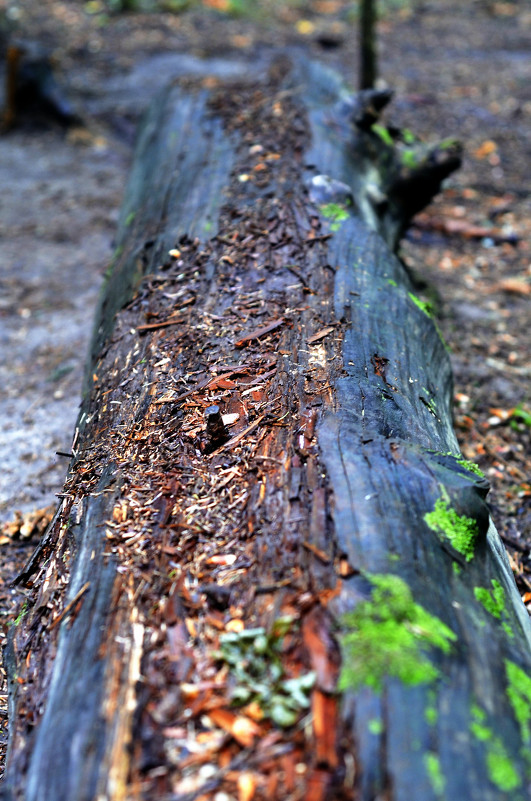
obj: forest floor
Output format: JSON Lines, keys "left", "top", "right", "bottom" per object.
{"left": 0, "top": 0, "right": 530, "bottom": 775}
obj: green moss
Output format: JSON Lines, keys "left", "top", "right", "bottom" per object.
{"left": 368, "top": 718, "right": 384, "bottom": 735}
{"left": 125, "top": 211, "right": 136, "bottom": 226}
{"left": 471, "top": 703, "right": 521, "bottom": 790}
{"left": 402, "top": 128, "right": 417, "bottom": 145}
{"left": 452, "top": 562, "right": 462, "bottom": 577}
{"left": 320, "top": 202, "right": 350, "bottom": 232}
{"left": 429, "top": 451, "right": 485, "bottom": 479}
{"left": 471, "top": 719, "right": 492, "bottom": 742}
{"left": 486, "top": 739, "right": 521, "bottom": 791}
{"left": 502, "top": 621, "right": 515, "bottom": 638}
{"left": 456, "top": 457, "right": 485, "bottom": 478}
{"left": 424, "top": 490, "right": 479, "bottom": 561}
{"left": 474, "top": 580, "right": 514, "bottom": 637}
{"left": 424, "top": 752, "right": 445, "bottom": 796}
{"left": 387, "top": 278, "right": 398, "bottom": 287}
{"left": 505, "top": 660, "right": 531, "bottom": 743}
{"left": 371, "top": 123, "right": 394, "bottom": 147}
{"left": 409, "top": 291, "right": 434, "bottom": 318}
{"left": 425, "top": 704, "right": 438, "bottom": 726}
{"left": 439, "top": 137, "right": 460, "bottom": 151}
{"left": 339, "top": 574, "right": 456, "bottom": 694}
{"left": 401, "top": 148, "right": 419, "bottom": 169}
{"left": 474, "top": 580, "right": 505, "bottom": 619}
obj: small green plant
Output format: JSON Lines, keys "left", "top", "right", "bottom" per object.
{"left": 339, "top": 574, "right": 456, "bottom": 693}
{"left": 214, "top": 619, "right": 315, "bottom": 728}
{"left": 511, "top": 404, "right": 531, "bottom": 432}
{"left": 13, "top": 600, "right": 28, "bottom": 626}
{"left": 424, "top": 489, "right": 479, "bottom": 562}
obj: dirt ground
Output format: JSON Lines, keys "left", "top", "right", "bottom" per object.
{"left": 0, "top": 0, "right": 530, "bottom": 772}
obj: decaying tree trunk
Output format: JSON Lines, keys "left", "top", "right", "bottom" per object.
{"left": 2, "top": 56, "right": 531, "bottom": 801}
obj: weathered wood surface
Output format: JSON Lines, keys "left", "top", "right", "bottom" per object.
{"left": 2, "top": 56, "right": 531, "bottom": 801}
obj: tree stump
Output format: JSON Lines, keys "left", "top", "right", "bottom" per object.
{"left": 3, "top": 55, "right": 531, "bottom": 801}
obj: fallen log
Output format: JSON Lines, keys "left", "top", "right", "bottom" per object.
{"left": 3, "top": 56, "right": 531, "bottom": 801}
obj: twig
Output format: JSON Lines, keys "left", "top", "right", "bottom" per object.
{"left": 49, "top": 582, "right": 91, "bottom": 631}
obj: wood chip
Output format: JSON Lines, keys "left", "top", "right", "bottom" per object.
{"left": 307, "top": 326, "right": 336, "bottom": 344}
{"left": 234, "top": 317, "right": 285, "bottom": 348}
{"left": 208, "top": 708, "right": 261, "bottom": 748}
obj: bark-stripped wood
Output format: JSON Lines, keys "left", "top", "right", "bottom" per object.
{"left": 2, "top": 57, "right": 531, "bottom": 801}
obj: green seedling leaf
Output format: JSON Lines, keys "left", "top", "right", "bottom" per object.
{"left": 270, "top": 701, "right": 299, "bottom": 728}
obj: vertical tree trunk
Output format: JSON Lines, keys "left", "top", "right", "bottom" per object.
{"left": 359, "top": 0, "right": 377, "bottom": 90}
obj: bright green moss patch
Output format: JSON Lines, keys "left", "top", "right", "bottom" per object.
{"left": 425, "top": 704, "right": 438, "bottom": 726}
{"left": 387, "top": 278, "right": 398, "bottom": 287}
{"left": 424, "top": 490, "right": 479, "bottom": 561}
{"left": 505, "top": 660, "right": 531, "bottom": 743}
{"left": 424, "top": 752, "right": 445, "bottom": 796}
{"left": 456, "top": 457, "right": 485, "bottom": 478}
{"left": 339, "top": 574, "right": 456, "bottom": 694}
